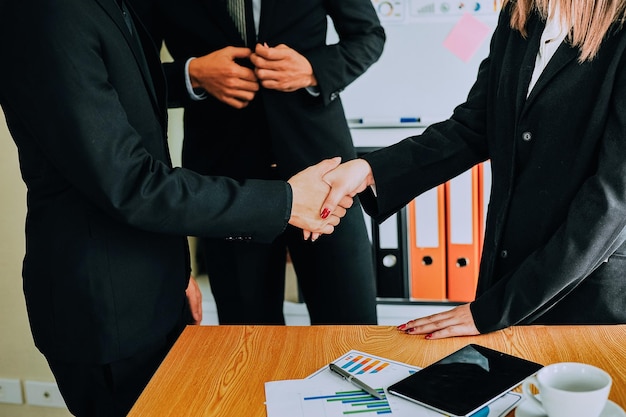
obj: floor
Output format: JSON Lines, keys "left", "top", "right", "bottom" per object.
{"left": 196, "top": 273, "right": 455, "bottom": 326}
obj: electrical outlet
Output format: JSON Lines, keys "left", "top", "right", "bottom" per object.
{"left": 24, "top": 380, "right": 66, "bottom": 408}
{"left": 0, "top": 378, "right": 23, "bottom": 404}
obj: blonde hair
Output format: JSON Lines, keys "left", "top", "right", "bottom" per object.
{"left": 502, "top": 0, "right": 626, "bottom": 61}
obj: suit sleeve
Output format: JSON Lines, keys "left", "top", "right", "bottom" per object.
{"left": 359, "top": 55, "right": 493, "bottom": 223}
{"left": 0, "top": 1, "right": 290, "bottom": 242}
{"left": 304, "top": 0, "right": 386, "bottom": 106}
{"left": 355, "top": 5, "right": 521, "bottom": 224}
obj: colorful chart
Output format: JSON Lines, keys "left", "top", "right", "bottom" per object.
{"left": 304, "top": 389, "right": 391, "bottom": 415}
{"left": 338, "top": 354, "right": 391, "bottom": 375}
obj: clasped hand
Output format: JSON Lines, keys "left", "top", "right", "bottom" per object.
{"left": 288, "top": 158, "right": 374, "bottom": 241}
{"left": 188, "top": 43, "right": 317, "bottom": 109}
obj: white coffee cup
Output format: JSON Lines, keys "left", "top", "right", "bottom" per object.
{"left": 521, "top": 362, "right": 612, "bottom": 417}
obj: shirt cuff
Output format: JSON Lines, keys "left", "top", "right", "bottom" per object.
{"left": 305, "top": 86, "right": 320, "bottom": 97}
{"left": 185, "top": 58, "right": 208, "bottom": 101}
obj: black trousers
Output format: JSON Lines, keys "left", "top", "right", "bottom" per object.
{"left": 46, "top": 319, "right": 186, "bottom": 416}
{"left": 202, "top": 200, "right": 378, "bottom": 325}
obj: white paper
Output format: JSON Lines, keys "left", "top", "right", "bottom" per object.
{"left": 264, "top": 350, "right": 522, "bottom": 417}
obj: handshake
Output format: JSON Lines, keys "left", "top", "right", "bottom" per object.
{"left": 287, "top": 157, "right": 375, "bottom": 241}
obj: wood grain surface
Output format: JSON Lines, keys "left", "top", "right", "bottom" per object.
{"left": 129, "top": 325, "right": 626, "bottom": 417}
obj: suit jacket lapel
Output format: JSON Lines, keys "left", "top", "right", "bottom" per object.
{"left": 131, "top": 6, "right": 168, "bottom": 119}
{"left": 94, "top": 0, "right": 163, "bottom": 117}
{"left": 518, "top": 13, "right": 578, "bottom": 114}
{"left": 257, "top": 0, "right": 276, "bottom": 42}
{"left": 515, "top": 14, "right": 543, "bottom": 117}
{"left": 525, "top": 42, "right": 578, "bottom": 105}
{"left": 203, "top": 0, "right": 247, "bottom": 46}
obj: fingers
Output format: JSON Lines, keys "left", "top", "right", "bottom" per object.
{"left": 397, "top": 304, "right": 479, "bottom": 339}
{"left": 226, "top": 45, "right": 254, "bottom": 60}
{"left": 320, "top": 186, "right": 349, "bottom": 220}
{"left": 188, "top": 47, "right": 260, "bottom": 108}
{"left": 250, "top": 43, "right": 315, "bottom": 92}
{"left": 335, "top": 205, "right": 348, "bottom": 218}
{"left": 338, "top": 195, "right": 354, "bottom": 210}
{"left": 252, "top": 42, "right": 288, "bottom": 61}
{"left": 320, "top": 159, "right": 373, "bottom": 219}
{"left": 317, "top": 156, "right": 343, "bottom": 173}
{"left": 287, "top": 157, "right": 344, "bottom": 235}
{"left": 185, "top": 276, "right": 203, "bottom": 325}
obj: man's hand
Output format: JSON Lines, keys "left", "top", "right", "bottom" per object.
{"left": 250, "top": 43, "right": 317, "bottom": 92}
{"left": 185, "top": 275, "right": 203, "bottom": 325}
{"left": 188, "top": 46, "right": 259, "bottom": 108}
{"left": 397, "top": 304, "right": 480, "bottom": 339}
{"left": 287, "top": 157, "right": 353, "bottom": 239}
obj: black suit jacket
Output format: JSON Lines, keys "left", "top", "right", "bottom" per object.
{"left": 361, "top": 4, "right": 626, "bottom": 332}
{"left": 0, "top": 0, "right": 292, "bottom": 363}
{"left": 134, "top": 0, "right": 385, "bottom": 179}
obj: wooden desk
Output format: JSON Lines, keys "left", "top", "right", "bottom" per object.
{"left": 129, "top": 325, "right": 626, "bottom": 417}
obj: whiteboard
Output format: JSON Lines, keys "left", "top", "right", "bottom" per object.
{"left": 328, "top": 0, "right": 500, "bottom": 131}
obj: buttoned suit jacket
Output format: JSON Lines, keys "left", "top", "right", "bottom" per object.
{"left": 360, "top": 4, "right": 626, "bottom": 332}
{"left": 0, "top": 0, "right": 291, "bottom": 364}
{"left": 134, "top": 0, "right": 385, "bottom": 180}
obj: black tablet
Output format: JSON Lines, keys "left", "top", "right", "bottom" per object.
{"left": 387, "top": 344, "right": 543, "bottom": 417}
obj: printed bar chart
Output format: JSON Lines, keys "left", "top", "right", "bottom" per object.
{"left": 304, "top": 389, "right": 391, "bottom": 415}
{"left": 340, "top": 354, "right": 391, "bottom": 375}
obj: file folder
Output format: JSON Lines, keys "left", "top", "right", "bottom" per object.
{"left": 445, "top": 166, "right": 482, "bottom": 302}
{"left": 358, "top": 147, "right": 410, "bottom": 299}
{"left": 407, "top": 185, "right": 447, "bottom": 300}
{"left": 370, "top": 209, "right": 410, "bottom": 299}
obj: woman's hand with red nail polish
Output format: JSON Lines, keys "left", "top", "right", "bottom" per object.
{"left": 401, "top": 304, "right": 479, "bottom": 339}
{"left": 288, "top": 157, "right": 347, "bottom": 236}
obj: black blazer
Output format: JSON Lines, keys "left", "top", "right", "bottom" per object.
{"left": 0, "top": 0, "right": 291, "bottom": 363}
{"left": 361, "top": 4, "right": 626, "bottom": 332}
{"left": 133, "top": 0, "right": 385, "bottom": 179}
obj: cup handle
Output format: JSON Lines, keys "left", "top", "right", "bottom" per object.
{"left": 521, "top": 376, "right": 544, "bottom": 410}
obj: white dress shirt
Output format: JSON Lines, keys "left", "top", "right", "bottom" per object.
{"left": 528, "top": 3, "right": 569, "bottom": 96}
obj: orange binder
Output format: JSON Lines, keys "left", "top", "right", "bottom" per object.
{"left": 445, "top": 166, "right": 482, "bottom": 302}
{"left": 407, "top": 185, "right": 447, "bottom": 300}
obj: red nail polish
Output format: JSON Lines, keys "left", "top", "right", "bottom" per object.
{"left": 321, "top": 208, "right": 330, "bottom": 219}
{"left": 397, "top": 323, "right": 407, "bottom": 330}
{"left": 425, "top": 333, "right": 433, "bottom": 340}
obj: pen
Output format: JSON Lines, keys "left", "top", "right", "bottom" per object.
{"left": 328, "top": 363, "right": 384, "bottom": 400}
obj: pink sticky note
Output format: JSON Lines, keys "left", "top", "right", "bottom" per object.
{"left": 443, "top": 13, "right": 491, "bottom": 62}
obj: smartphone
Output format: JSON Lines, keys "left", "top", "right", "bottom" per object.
{"left": 387, "top": 344, "right": 543, "bottom": 417}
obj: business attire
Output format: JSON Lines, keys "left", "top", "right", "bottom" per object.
{"left": 359, "top": 3, "right": 626, "bottom": 333}
{"left": 0, "top": 0, "right": 292, "bottom": 414}
{"left": 135, "top": 0, "right": 385, "bottom": 324}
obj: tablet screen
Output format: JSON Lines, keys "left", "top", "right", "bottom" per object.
{"left": 387, "top": 344, "right": 543, "bottom": 417}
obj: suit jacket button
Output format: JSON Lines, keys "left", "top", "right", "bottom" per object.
{"left": 522, "top": 131, "right": 532, "bottom": 141}
{"left": 500, "top": 250, "right": 508, "bottom": 258}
